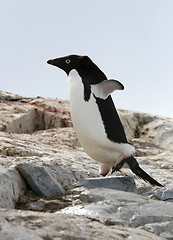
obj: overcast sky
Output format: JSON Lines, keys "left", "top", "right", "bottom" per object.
{"left": 1, "top": 0, "right": 173, "bottom": 118}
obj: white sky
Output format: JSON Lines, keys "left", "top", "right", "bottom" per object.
{"left": 1, "top": 0, "right": 173, "bottom": 118}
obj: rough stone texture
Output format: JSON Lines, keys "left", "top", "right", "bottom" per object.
{"left": 25, "top": 198, "right": 69, "bottom": 212}
{"left": 62, "top": 187, "right": 173, "bottom": 225}
{"left": 0, "top": 165, "right": 26, "bottom": 208}
{"left": 0, "top": 210, "right": 164, "bottom": 240}
{"left": 62, "top": 187, "right": 173, "bottom": 238}
{"left": 0, "top": 96, "right": 72, "bottom": 133}
{"left": 0, "top": 91, "right": 173, "bottom": 239}
{"left": 80, "top": 176, "right": 137, "bottom": 192}
{"left": 0, "top": 91, "right": 23, "bottom": 101}
{"left": 18, "top": 163, "right": 65, "bottom": 198}
{"left": 154, "top": 188, "right": 173, "bottom": 202}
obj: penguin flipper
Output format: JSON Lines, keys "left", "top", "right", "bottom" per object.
{"left": 112, "top": 156, "right": 163, "bottom": 187}
{"left": 91, "top": 79, "right": 124, "bottom": 100}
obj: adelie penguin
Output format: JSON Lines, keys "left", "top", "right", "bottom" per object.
{"left": 47, "top": 54, "right": 163, "bottom": 187}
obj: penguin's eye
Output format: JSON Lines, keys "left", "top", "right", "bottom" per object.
{"left": 65, "top": 59, "right": 70, "bottom": 64}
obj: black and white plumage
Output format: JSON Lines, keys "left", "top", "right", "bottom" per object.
{"left": 47, "top": 54, "right": 163, "bottom": 187}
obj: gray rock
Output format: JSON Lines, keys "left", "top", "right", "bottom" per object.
{"left": 0, "top": 209, "right": 165, "bottom": 240}
{"left": 0, "top": 165, "right": 26, "bottom": 208}
{"left": 155, "top": 188, "right": 173, "bottom": 202}
{"left": 0, "top": 226, "right": 43, "bottom": 240}
{"left": 141, "top": 221, "right": 173, "bottom": 240}
{"left": 133, "top": 112, "right": 155, "bottom": 125}
{"left": 45, "top": 164, "right": 79, "bottom": 188}
{"left": 160, "top": 232, "right": 173, "bottom": 240}
{"left": 62, "top": 187, "right": 173, "bottom": 237}
{"left": 161, "top": 188, "right": 173, "bottom": 202}
{"left": 80, "top": 176, "right": 137, "bottom": 192}
{"left": 17, "top": 163, "right": 65, "bottom": 198}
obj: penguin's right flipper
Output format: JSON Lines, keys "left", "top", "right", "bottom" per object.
{"left": 112, "top": 156, "right": 163, "bottom": 187}
{"left": 91, "top": 79, "right": 124, "bottom": 100}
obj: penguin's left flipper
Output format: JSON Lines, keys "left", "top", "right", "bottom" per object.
{"left": 112, "top": 156, "right": 163, "bottom": 187}
{"left": 91, "top": 79, "right": 124, "bottom": 100}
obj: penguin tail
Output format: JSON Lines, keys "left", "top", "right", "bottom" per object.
{"left": 112, "top": 156, "right": 163, "bottom": 187}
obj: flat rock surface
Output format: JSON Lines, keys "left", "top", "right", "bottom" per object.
{"left": 0, "top": 91, "right": 173, "bottom": 239}
{"left": 80, "top": 176, "right": 137, "bottom": 192}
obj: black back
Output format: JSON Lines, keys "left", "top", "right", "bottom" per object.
{"left": 95, "top": 96, "right": 128, "bottom": 143}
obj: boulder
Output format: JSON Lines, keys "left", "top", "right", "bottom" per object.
{"left": 0, "top": 165, "right": 26, "bottom": 208}
{"left": 18, "top": 163, "right": 65, "bottom": 198}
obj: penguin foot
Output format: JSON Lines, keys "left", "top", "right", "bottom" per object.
{"left": 100, "top": 170, "right": 109, "bottom": 177}
{"left": 111, "top": 159, "right": 126, "bottom": 174}
{"left": 111, "top": 155, "right": 127, "bottom": 174}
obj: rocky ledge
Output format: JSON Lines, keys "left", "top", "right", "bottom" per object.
{"left": 0, "top": 91, "right": 173, "bottom": 240}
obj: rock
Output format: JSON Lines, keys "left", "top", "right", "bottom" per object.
{"left": 80, "top": 176, "right": 137, "bottom": 192}
{"left": 133, "top": 112, "right": 155, "bottom": 125}
{"left": 0, "top": 96, "right": 72, "bottom": 134}
{"left": 141, "top": 221, "right": 173, "bottom": 240}
{"left": 161, "top": 188, "right": 173, "bottom": 202}
{"left": 0, "top": 91, "right": 23, "bottom": 101}
{"left": 6, "top": 109, "right": 40, "bottom": 134}
{"left": 140, "top": 117, "right": 173, "bottom": 151}
{"left": 45, "top": 164, "right": 82, "bottom": 188}
{"left": 27, "top": 198, "right": 69, "bottom": 212}
{"left": 154, "top": 188, "right": 173, "bottom": 202}
{"left": 0, "top": 165, "right": 26, "bottom": 208}
{"left": 160, "top": 232, "right": 173, "bottom": 240}
{"left": 1, "top": 91, "right": 173, "bottom": 239}
{"left": 0, "top": 220, "right": 43, "bottom": 240}
{"left": 0, "top": 209, "right": 165, "bottom": 240}
{"left": 17, "top": 163, "right": 65, "bottom": 198}
{"left": 62, "top": 187, "right": 173, "bottom": 238}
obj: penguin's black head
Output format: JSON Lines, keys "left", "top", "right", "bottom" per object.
{"left": 47, "top": 54, "right": 108, "bottom": 86}
{"left": 47, "top": 54, "right": 91, "bottom": 75}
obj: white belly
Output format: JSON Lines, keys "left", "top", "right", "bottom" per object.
{"left": 68, "top": 70, "right": 135, "bottom": 166}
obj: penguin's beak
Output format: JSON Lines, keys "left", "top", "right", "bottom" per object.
{"left": 47, "top": 57, "right": 67, "bottom": 73}
{"left": 47, "top": 59, "right": 55, "bottom": 65}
